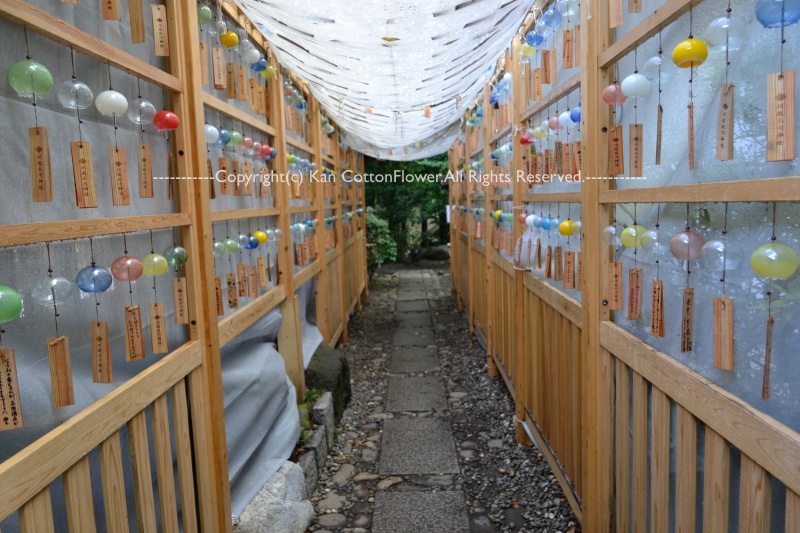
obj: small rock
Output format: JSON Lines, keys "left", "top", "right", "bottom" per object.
{"left": 332, "top": 464, "right": 354, "bottom": 485}
{"left": 352, "top": 472, "right": 379, "bottom": 482}
{"left": 317, "top": 491, "right": 347, "bottom": 511}
{"left": 361, "top": 449, "right": 378, "bottom": 462}
{"left": 487, "top": 439, "right": 504, "bottom": 448}
{"left": 316, "top": 513, "right": 347, "bottom": 528}
{"left": 376, "top": 477, "right": 403, "bottom": 490}
{"left": 450, "top": 392, "right": 468, "bottom": 399}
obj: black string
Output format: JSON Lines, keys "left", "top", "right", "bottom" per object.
{"left": 23, "top": 28, "right": 40, "bottom": 128}
{"left": 721, "top": 203, "right": 729, "bottom": 294}
{"left": 633, "top": 203, "right": 638, "bottom": 269}
{"left": 725, "top": 0, "right": 732, "bottom": 85}
{"left": 90, "top": 238, "right": 101, "bottom": 324}
{"left": 685, "top": 203, "right": 691, "bottom": 289}
{"left": 46, "top": 243, "right": 60, "bottom": 337}
{"left": 655, "top": 204, "right": 661, "bottom": 279}
{"left": 123, "top": 233, "right": 135, "bottom": 307}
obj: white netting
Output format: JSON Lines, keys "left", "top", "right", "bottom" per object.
{"left": 234, "top": 0, "right": 535, "bottom": 160}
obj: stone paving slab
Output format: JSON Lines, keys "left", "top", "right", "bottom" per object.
{"left": 397, "top": 289, "right": 428, "bottom": 301}
{"left": 397, "top": 300, "right": 429, "bottom": 312}
{"left": 372, "top": 491, "right": 470, "bottom": 533}
{"left": 386, "top": 375, "right": 447, "bottom": 411}
{"left": 380, "top": 418, "right": 460, "bottom": 475}
{"left": 396, "top": 312, "right": 432, "bottom": 328}
{"left": 390, "top": 346, "right": 439, "bottom": 373}
{"left": 393, "top": 327, "right": 435, "bottom": 346}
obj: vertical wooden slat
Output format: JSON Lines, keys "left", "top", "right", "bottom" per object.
{"left": 99, "top": 432, "right": 129, "bottom": 533}
{"left": 675, "top": 405, "right": 697, "bottom": 533}
{"left": 786, "top": 489, "right": 800, "bottom": 533}
{"left": 614, "top": 359, "right": 630, "bottom": 533}
{"left": 19, "top": 488, "right": 55, "bottom": 533}
{"left": 63, "top": 456, "right": 97, "bottom": 533}
{"left": 128, "top": 411, "right": 157, "bottom": 532}
{"left": 632, "top": 372, "right": 648, "bottom": 532}
{"left": 153, "top": 394, "right": 180, "bottom": 533}
{"left": 562, "top": 315, "right": 574, "bottom": 478}
{"left": 573, "top": 325, "right": 583, "bottom": 496}
{"left": 739, "top": 455, "right": 771, "bottom": 533}
{"left": 172, "top": 380, "right": 198, "bottom": 533}
{"left": 702, "top": 427, "right": 730, "bottom": 533}
{"left": 650, "top": 386, "right": 670, "bottom": 533}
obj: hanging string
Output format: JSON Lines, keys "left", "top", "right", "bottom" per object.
{"left": 724, "top": 0, "right": 732, "bottom": 85}
{"left": 685, "top": 203, "right": 692, "bottom": 290}
{"left": 688, "top": 7, "right": 695, "bottom": 111}
{"left": 137, "top": 78, "right": 146, "bottom": 145}
{"left": 149, "top": 230, "right": 158, "bottom": 301}
{"left": 780, "top": 0, "right": 786, "bottom": 76}
{"left": 655, "top": 204, "right": 661, "bottom": 280}
{"left": 721, "top": 203, "right": 729, "bottom": 295}
{"left": 70, "top": 49, "right": 84, "bottom": 143}
{"left": 768, "top": 202, "right": 778, "bottom": 317}
{"left": 657, "top": 31, "right": 663, "bottom": 108}
{"left": 633, "top": 46, "right": 639, "bottom": 125}
{"left": 566, "top": 202, "right": 571, "bottom": 248}
{"left": 90, "top": 237, "right": 101, "bottom": 324}
{"left": 227, "top": 221, "right": 234, "bottom": 273}
{"left": 633, "top": 203, "right": 638, "bottom": 269}
{"left": 123, "top": 233, "right": 134, "bottom": 307}
{"left": 24, "top": 28, "right": 40, "bottom": 128}
{"left": 46, "top": 243, "right": 60, "bottom": 338}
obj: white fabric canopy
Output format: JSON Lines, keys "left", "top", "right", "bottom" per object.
{"left": 234, "top": 0, "right": 535, "bottom": 160}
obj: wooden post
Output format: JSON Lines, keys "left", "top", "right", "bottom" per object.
{"left": 334, "top": 130, "right": 349, "bottom": 343}
{"left": 580, "top": 0, "right": 615, "bottom": 528}
{"left": 466, "top": 121, "right": 476, "bottom": 335}
{"left": 483, "top": 84, "right": 498, "bottom": 377}
{"left": 309, "top": 96, "right": 331, "bottom": 344}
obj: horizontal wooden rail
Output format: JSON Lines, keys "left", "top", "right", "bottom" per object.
{"left": 492, "top": 351, "right": 516, "bottom": 400}
{"left": 524, "top": 275, "right": 583, "bottom": 327}
{"left": 326, "top": 248, "right": 340, "bottom": 264}
{"left": 0, "top": 341, "right": 202, "bottom": 521}
{"left": 599, "top": 0, "right": 702, "bottom": 69}
{"left": 0, "top": 1, "right": 182, "bottom": 92}
{"left": 218, "top": 286, "right": 285, "bottom": 346}
{"left": 600, "top": 322, "right": 800, "bottom": 495}
{"left": 344, "top": 238, "right": 355, "bottom": 250}
{"left": 322, "top": 155, "right": 335, "bottom": 166}
{"left": 210, "top": 207, "right": 280, "bottom": 222}
{"left": 286, "top": 137, "right": 314, "bottom": 154}
{"left": 521, "top": 73, "right": 581, "bottom": 122}
{"left": 490, "top": 125, "right": 513, "bottom": 146}
{"left": 289, "top": 205, "right": 317, "bottom": 214}
{"left": 598, "top": 176, "right": 800, "bottom": 203}
{"left": 202, "top": 93, "right": 276, "bottom": 137}
{"left": 293, "top": 260, "right": 321, "bottom": 289}
{"left": 470, "top": 146, "right": 484, "bottom": 159}
{"left": 0, "top": 213, "right": 192, "bottom": 248}
{"left": 520, "top": 192, "right": 582, "bottom": 203}
{"left": 490, "top": 194, "right": 514, "bottom": 201}
{"left": 492, "top": 253, "right": 517, "bottom": 278}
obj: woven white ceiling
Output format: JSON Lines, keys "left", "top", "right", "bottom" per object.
{"left": 234, "top": 0, "right": 535, "bottom": 160}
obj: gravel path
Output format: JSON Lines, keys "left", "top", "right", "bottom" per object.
{"left": 308, "top": 261, "right": 578, "bottom": 533}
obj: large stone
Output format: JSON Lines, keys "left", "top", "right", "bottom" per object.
{"left": 397, "top": 300, "right": 429, "bottom": 313}
{"left": 386, "top": 376, "right": 447, "bottom": 412}
{"left": 305, "top": 345, "right": 351, "bottom": 423}
{"left": 306, "top": 427, "right": 328, "bottom": 470}
{"left": 380, "top": 418, "right": 460, "bottom": 475}
{"left": 312, "top": 392, "right": 335, "bottom": 448}
{"left": 332, "top": 463, "right": 354, "bottom": 485}
{"left": 235, "top": 461, "right": 315, "bottom": 533}
{"left": 393, "top": 328, "right": 435, "bottom": 347}
{"left": 390, "top": 346, "right": 439, "bottom": 373}
{"left": 297, "top": 451, "right": 318, "bottom": 494}
{"left": 372, "top": 491, "right": 469, "bottom": 533}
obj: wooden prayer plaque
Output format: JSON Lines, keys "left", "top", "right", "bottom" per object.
{"left": 215, "top": 277, "right": 225, "bottom": 316}
{"left": 231, "top": 161, "right": 241, "bottom": 196}
{"left": 138, "top": 144, "right": 154, "bottom": 198}
{"left": 257, "top": 257, "right": 268, "bottom": 288}
{"left": 650, "top": 280, "right": 665, "bottom": 337}
{"left": 533, "top": 68, "right": 543, "bottom": 101}
{"left": 544, "top": 245, "right": 553, "bottom": 278}
{"left": 151, "top": 5, "right": 169, "bottom": 57}
{"left": 563, "top": 252, "right": 575, "bottom": 289}
{"left": 573, "top": 141, "right": 583, "bottom": 173}
{"left": 681, "top": 288, "right": 695, "bottom": 353}
{"left": 767, "top": 71, "right": 795, "bottom": 162}
{"left": 92, "top": 321, "right": 113, "bottom": 383}
{"left": 541, "top": 50, "right": 551, "bottom": 84}
{"left": 237, "top": 262, "right": 248, "bottom": 297}
{"left": 716, "top": 83, "right": 735, "bottom": 161}
{"left": 242, "top": 162, "right": 253, "bottom": 195}
{"left": 226, "top": 62, "right": 236, "bottom": 99}
{"left": 48, "top": 336, "right": 74, "bottom": 407}
{"left": 713, "top": 296, "right": 734, "bottom": 371}
{"left": 563, "top": 29, "right": 574, "bottom": 69}
{"left": 109, "top": 147, "right": 130, "bottom": 206}
{"left": 128, "top": 0, "right": 146, "bottom": 43}
{"left": 610, "top": 0, "right": 623, "bottom": 28}
{"left": 212, "top": 47, "right": 226, "bottom": 89}
{"left": 762, "top": 315, "right": 774, "bottom": 400}
{"left": 0, "top": 348, "right": 23, "bottom": 431}
{"left": 71, "top": 141, "right": 98, "bottom": 208}
{"left": 628, "top": 0, "right": 641, "bottom": 13}
{"left": 172, "top": 277, "right": 188, "bottom": 324}
{"left": 609, "top": 261, "right": 623, "bottom": 310}
{"left": 535, "top": 238, "right": 542, "bottom": 269}
{"left": 218, "top": 157, "right": 231, "bottom": 194}
{"left": 607, "top": 125, "right": 624, "bottom": 176}
{"left": 102, "top": 0, "right": 120, "bottom": 20}
{"left": 553, "top": 246, "right": 563, "bottom": 281}
{"left": 249, "top": 78, "right": 258, "bottom": 110}
{"left": 200, "top": 41, "right": 210, "bottom": 84}
{"left": 627, "top": 268, "right": 642, "bottom": 320}
{"left": 577, "top": 252, "right": 583, "bottom": 290}
{"left": 149, "top": 302, "right": 168, "bottom": 354}
{"left": 248, "top": 265, "right": 258, "bottom": 298}
{"left": 208, "top": 158, "right": 216, "bottom": 199}
{"left": 257, "top": 84, "right": 267, "bottom": 115}
{"left": 30, "top": 127, "right": 53, "bottom": 203}
{"left": 629, "top": 124, "right": 642, "bottom": 178}
{"left": 237, "top": 65, "right": 248, "bottom": 101}
{"left": 125, "top": 305, "right": 146, "bottom": 361}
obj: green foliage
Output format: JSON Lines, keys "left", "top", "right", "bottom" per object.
{"left": 305, "top": 387, "right": 325, "bottom": 404}
{"left": 366, "top": 207, "right": 397, "bottom": 272}
{"left": 365, "top": 154, "right": 450, "bottom": 259}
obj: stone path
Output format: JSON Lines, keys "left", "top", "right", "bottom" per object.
{"left": 308, "top": 264, "right": 577, "bottom": 533}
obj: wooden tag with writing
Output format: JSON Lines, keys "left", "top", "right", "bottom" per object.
{"left": 562, "top": 142, "right": 573, "bottom": 176}
{"left": 533, "top": 68, "right": 543, "bottom": 101}
{"left": 172, "top": 277, "right": 188, "bottom": 324}
{"left": 627, "top": 268, "right": 643, "bottom": 320}
{"left": 537, "top": 151, "right": 546, "bottom": 176}
{"left": 71, "top": 141, "right": 98, "bottom": 208}
{"left": 260, "top": 169, "right": 271, "bottom": 197}
{"left": 149, "top": 302, "right": 168, "bottom": 354}
{"left": 0, "top": 348, "right": 23, "bottom": 431}
{"left": 128, "top": 0, "right": 146, "bottom": 43}
{"left": 607, "top": 125, "right": 624, "bottom": 176}
{"left": 102, "top": 0, "right": 120, "bottom": 20}
{"left": 237, "top": 263, "right": 248, "bottom": 297}
{"left": 257, "top": 257, "right": 268, "bottom": 287}
{"left": 688, "top": 102, "right": 695, "bottom": 170}
{"left": 650, "top": 280, "right": 665, "bottom": 337}
{"left": 681, "top": 288, "right": 695, "bottom": 352}
{"left": 552, "top": 245, "right": 563, "bottom": 280}
{"left": 226, "top": 62, "right": 236, "bottom": 99}
{"left": 231, "top": 161, "right": 241, "bottom": 196}
{"left": 215, "top": 277, "right": 225, "bottom": 315}
{"left": 92, "top": 321, "right": 113, "bottom": 383}
{"left": 218, "top": 157, "right": 231, "bottom": 194}
{"left": 610, "top": 0, "right": 623, "bottom": 28}
{"left": 563, "top": 29, "right": 574, "bottom": 69}
{"left": 609, "top": 261, "right": 623, "bottom": 310}
{"left": 544, "top": 245, "right": 553, "bottom": 278}
{"left": 242, "top": 162, "right": 253, "bottom": 195}
{"left": 628, "top": 0, "right": 641, "bottom": 13}
{"left": 767, "top": 71, "right": 795, "bottom": 162}
{"left": 248, "top": 78, "right": 258, "bottom": 110}
{"left": 212, "top": 47, "right": 226, "bottom": 89}
{"left": 535, "top": 238, "right": 542, "bottom": 269}
{"left": 248, "top": 265, "right": 258, "bottom": 298}
{"left": 563, "top": 252, "right": 575, "bottom": 289}
{"left": 237, "top": 65, "right": 248, "bottom": 100}
{"left": 138, "top": 144, "right": 153, "bottom": 198}
{"left": 550, "top": 48, "right": 558, "bottom": 85}
{"left": 716, "top": 83, "right": 735, "bottom": 161}
{"left": 267, "top": 253, "right": 273, "bottom": 282}
{"left": 541, "top": 50, "right": 551, "bottom": 84}
{"left": 577, "top": 252, "right": 583, "bottom": 290}
{"left": 574, "top": 25, "right": 581, "bottom": 67}
{"left": 544, "top": 148, "right": 552, "bottom": 175}
{"left": 629, "top": 124, "right": 642, "bottom": 178}
{"left": 554, "top": 141, "right": 564, "bottom": 175}
{"left": 257, "top": 84, "right": 267, "bottom": 115}
{"left": 762, "top": 315, "right": 775, "bottom": 400}
{"left": 29, "top": 127, "right": 53, "bottom": 202}
{"left": 573, "top": 141, "right": 583, "bottom": 173}
{"left": 208, "top": 158, "right": 216, "bottom": 199}
{"left": 713, "top": 296, "right": 734, "bottom": 370}
{"left": 109, "top": 147, "right": 130, "bottom": 206}
{"left": 125, "top": 305, "right": 145, "bottom": 361}
{"left": 47, "top": 336, "right": 74, "bottom": 407}
{"left": 200, "top": 41, "right": 209, "bottom": 85}
{"left": 151, "top": 4, "right": 169, "bottom": 57}
{"left": 655, "top": 104, "right": 663, "bottom": 165}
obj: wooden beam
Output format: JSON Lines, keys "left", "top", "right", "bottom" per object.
{"left": 521, "top": 72, "right": 581, "bottom": 122}
{"left": 210, "top": 207, "right": 280, "bottom": 222}
{"left": 598, "top": 177, "right": 800, "bottom": 203}
{"left": 278, "top": 296, "right": 306, "bottom": 402}
{"left": 293, "top": 260, "right": 322, "bottom": 290}
{"left": 217, "top": 285, "right": 286, "bottom": 346}
{"left": 202, "top": 93, "right": 276, "bottom": 137}
{"left": 523, "top": 275, "right": 583, "bottom": 328}
{"left": 520, "top": 192, "right": 582, "bottom": 203}
{"left": 286, "top": 136, "right": 315, "bottom": 154}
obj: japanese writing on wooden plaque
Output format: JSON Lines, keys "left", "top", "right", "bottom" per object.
{"left": 237, "top": 262, "right": 248, "bottom": 297}
{"left": 149, "top": 302, "right": 168, "bottom": 354}
{"left": 564, "top": 252, "right": 575, "bottom": 289}
{"left": 215, "top": 277, "right": 225, "bottom": 315}
{"left": 716, "top": 83, "right": 735, "bottom": 161}
{"left": 71, "top": 142, "right": 97, "bottom": 208}
{"left": 29, "top": 127, "right": 53, "bottom": 203}
{"left": 92, "top": 321, "right": 113, "bottom": 383}
{"left": 650, "top": 280, "right": 664, "bottom": 337}
{"left": 767, "top": 71, "right": 796, "bottom": 162}
{"left": 627, "top": 268, "right": 642, "bottom": 320}
{"left": 609, "top": 261, "right": 623, "bottom": 310}
{"left": 172, "top": 277, "right": 188, "bottom": 324}
{"left": 0, "top": 348, "right": 23, "bottom": 431}
{"left": 151, "top": 5, "right": 169, "bottom": 57}
{"left": 681, "top": 288, "right": 695, "bottom": 352}
{"left": 109, "top": 147, "right": 130, "bottom": 206}
{"left": 102, "top": 0, "right": 120, "bottom": 20}
{"left": 212, "top": 47, "right": 226, "bottom": 89}
{"left": 48, "top": 336, "right": 74, "bottom": 407}
{"left": 138, "top": 144, "right": 154, "bottom": 198}
{"left": 125, "top": 305, "right": 145, "bottom": 361}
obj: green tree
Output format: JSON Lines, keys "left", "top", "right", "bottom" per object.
{"left": 365, "top": 154, "right": 450, "bottom": 260}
